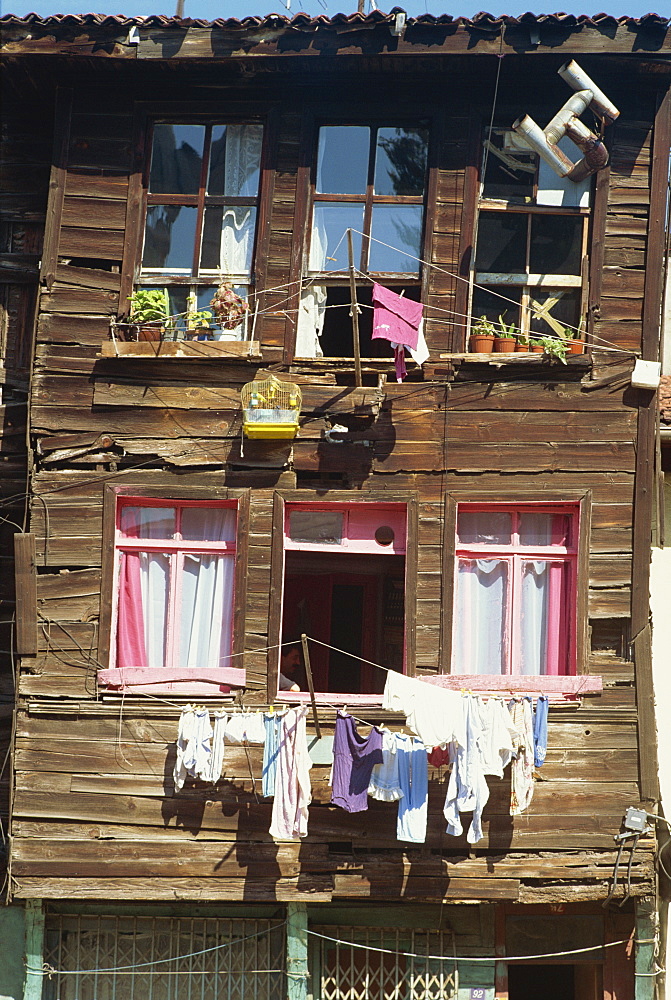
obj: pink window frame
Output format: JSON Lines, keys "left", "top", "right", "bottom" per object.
{"left": 274, "top": 498, "right": 411, "bottom": 705}
{"left": 453, "top": 502, "right": 579, "bottom": 677}
{"left": 100, "top": 495, "right": 244, "bottom": 694}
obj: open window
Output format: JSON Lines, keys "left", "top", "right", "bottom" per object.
{"left": 270, "top": 497, "right": 416, "bottom": 702}
{"left": 297, "top": 123, "right": 429, "bottom": 359}
{"left": 449, "top": 502, "right": 583, "bottom": 677}
{"left": 472, "top": 127, "right": 590, "bottom": 344}
{"left": 99, "top": 487, "right": 249, "bottom": 695}
{"left": 135, "top": 120, "right": 265, "bottom": 339}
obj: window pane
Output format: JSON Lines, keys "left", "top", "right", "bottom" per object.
{"left": 529, "top": 215, "right": 583, "bottom": 274}
{"left": 374, "top": 127, "right": 428, "bottom": 196}
{"left": 482, "top": 130, "right": 537, "bottom": 201}
{"left": 369, "top": 205, "right": 422, "bottom": 273}
{"left": 181, "top": 507, "right": 236, "bottom": 542}
{"left": 519, "top": 513, "right": 570, "bottom": 547}
{"left": 457, "top": 511, "right": 512, "bottom": 545}
{"left": 149, "top": 124, "right": 205, "bottom": 195}
{"left": 520, "top": 560, "right": 568, "bottom": 675}
{"left": 316, "top": 126, "right": 369, "bottom": 194}
{"left": 200, "top": 206, "right": 257, "bottom": 275}
{"left": 289, "top": 511, "right": 344, "bottom": 544}
{"left": 208, "top": 124, "right": 263, "bottom": 197}
{"left": 454, "top": 558, "right": 508, "bottom": 674}
{"left": 472, "top": 285, "right": 522, "bottom": 330}
{"left": 310, "top": 204, "right": 364, "bottom": 271}
{"left": 117, "top": 551, "right": 169, "bottom": 669}
{"left": 179, "top": 553, "right": 235, "bottom": 668}
{"left": 529, "top": 288, "right": 581, "bottom": 340}
{"left": 475, "top": 212, "right": 527, "bottom": 273}
{"left": 143, "top": 205, "right": 198, "bottom": 271}
{"left": 120, "top": 506, "right": 175, "bottom": 539}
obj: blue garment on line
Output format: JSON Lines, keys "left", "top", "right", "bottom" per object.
{"left": 533, "top": 695, "right": 549, "bottom": 767}
{"left": 395, "top": 734, "right": 429, "bottom": 844}
{"left": 262, "top": 713, "right": 282, "bottom": 798}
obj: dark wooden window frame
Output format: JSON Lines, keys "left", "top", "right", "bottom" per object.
{"left": 120, "top": 102, "right": 277, "bottom": 321}
{"left": 284, "top": 108, "right": 440, "bottom": 361}
{"left": 469, "top": 124, "right": 602, "bottom": 349}
{"left": 441, "top": 490, "right": 591, "bottom": 676}
{"left": 267, "top": 489, "right": 418, "bottom": 702}
{"left": 99, "top": 483, "right": 250, "bottom": 689}
{"left": 308, "top": 118, "right": 432, "bottom": 280}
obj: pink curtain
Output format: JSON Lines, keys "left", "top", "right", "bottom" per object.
{"left": 117, "top": 552, "right": 147, "bottom": 669}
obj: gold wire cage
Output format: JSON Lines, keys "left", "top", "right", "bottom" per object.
{"left": 241, "top": 374, "right": 302, "bottom": 440}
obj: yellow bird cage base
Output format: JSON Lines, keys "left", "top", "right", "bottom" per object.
{"left": 241, "top": 374, "right": 302, "bottom": 440}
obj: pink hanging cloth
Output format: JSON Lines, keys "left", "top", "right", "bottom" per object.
{"left": 371, "top": 283, "right": 424, "bottom": 382}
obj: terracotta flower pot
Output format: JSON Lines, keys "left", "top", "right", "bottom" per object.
{"left": 470, "top": 334, "right": 495, "bottom": 353}
{"left": 135, "top": 324, "right": 164, "bottom": 342}
{"left": 529, "top": 345, "right": 545, "bottom": 354}
{"left": 568, "top": 340, "right": 585, "bottom": 354}
{"left": 494, "top": 337, "right": 516, "bottom": 353}
{"left": 515, "top": 342, "right": 530, "bottom": 352}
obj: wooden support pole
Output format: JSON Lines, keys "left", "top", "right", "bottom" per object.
{"left": 300, "top": 634, "right": 322, "bottom": 739}
{"left": 23, "top": 899, "right": 45, "bottom": 1000}
{"left": 14, "top": 533, "right": 37, "bottom": 656}
{"left": 635, "top": 897, "right": 656, "bottom": 1000}
{"left": 286, "top": 902, "right": 309, "bottom": 1000}
{"left": 347, "top": 229, "right": 363, "bottom": 388}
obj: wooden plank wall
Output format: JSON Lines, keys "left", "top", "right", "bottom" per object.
{"left": 0, "top": 62, "right": 53, "bottom": 893}
{"left": 7, "top": 63, "right": 661, "bottom": 904}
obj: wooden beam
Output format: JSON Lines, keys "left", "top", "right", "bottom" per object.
{"left": 300, "top": 633, "right": 322, "bottom": 739}
{"left": 40, "top": 88, "right": 72, "bottom": 292}
{"left": 14, "top": 533, "right": 37, "bottom": 656}
{"left": 630, "top": 83, "right": 670, "bottom": 802}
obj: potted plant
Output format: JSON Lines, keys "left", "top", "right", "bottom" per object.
{"left": 186, "top": 308, "right": 215, "bottom": 341}
{"left": 494, "top": 313, "right": 518, "bottom": 354}
{"left": 515, "top": 333, "right": 530, "bottom": 352}
{"left": 210, "top": 281, "right": 249, "bottom": 340}
{"left": 126, "top": 288, "right": 171, "bottom": 342}
{"left": 567, "top": 318, "right": 586, "bottom": 354}
{"left": 531, "top": 335, "right": 569, "bottom": 364}
{"left": 469, "top": 316, "right": 496, "bottom": 353}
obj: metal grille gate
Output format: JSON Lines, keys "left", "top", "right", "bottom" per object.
{"left": 312, "top": 925, "right": 458, "bottom": 1000}
{"left": 43, "top": 915, "right": 286, "bottom": 1000}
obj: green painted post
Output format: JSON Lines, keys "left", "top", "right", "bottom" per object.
{"left": 286, "top": 902, "right": 309, "bottom": 1000}
{"left": 634, "top": 896, "right": 656, "bottom": 1000}
{"left": 0, "top": 905, "right": 27, "bottom": 1000}
{"left": 23, "top": 900, "right": 45, "bottom": 1000}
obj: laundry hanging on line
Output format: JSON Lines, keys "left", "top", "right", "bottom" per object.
{"left": 371, "top": 283, "right": 428, "bottom": 382}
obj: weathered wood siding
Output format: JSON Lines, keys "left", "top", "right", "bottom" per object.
{"left": 4, "top": 54, "right": 666, "bottom": 905}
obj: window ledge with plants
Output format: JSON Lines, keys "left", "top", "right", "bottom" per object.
{"left": 103, "top": 283, "right": 261, "bottom": 360}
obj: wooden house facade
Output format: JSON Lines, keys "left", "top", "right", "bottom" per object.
{"left": 1, "top": 10, "right": 670, "bottom": 999}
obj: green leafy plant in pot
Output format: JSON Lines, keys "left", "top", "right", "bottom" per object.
{"left": 186, "top": 307, "right": 214, "bottom": 341}
{"left": 494, "top": 313, "right": 519, "bottom": 354}
{"left": 469, "top": 316, "right": 497, "bottom": 353}
{"left": 127, "top": 289, "right": 170, "bottom": 342}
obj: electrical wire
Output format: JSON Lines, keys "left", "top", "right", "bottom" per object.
{"left": 347, "top": 228, "right": 633, "bottom": 353}
{"left": 306, "top": 927, "right": 639, "bottom": 963}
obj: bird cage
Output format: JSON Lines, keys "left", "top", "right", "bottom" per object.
{"left": 241, "top": 374, "right": 302, "bottom": 440}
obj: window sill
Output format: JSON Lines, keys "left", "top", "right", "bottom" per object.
{"left": 423, "top": 673, "right": 602, "bottom": 702}
{"left": 98, "top": 665, "right": 246, "bottom": 695}
{"left": 99, "top": 341, "right": 261, "bottom": 360}
{"left": 440, "top": 352, "right": 591, "bottom": 366}
{"left": 276, "top": 691, "right": 384, "bottom": 707}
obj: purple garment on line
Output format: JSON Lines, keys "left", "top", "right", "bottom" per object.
{"left": 331, "top": 712, "right": 384, "bottom": 813}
